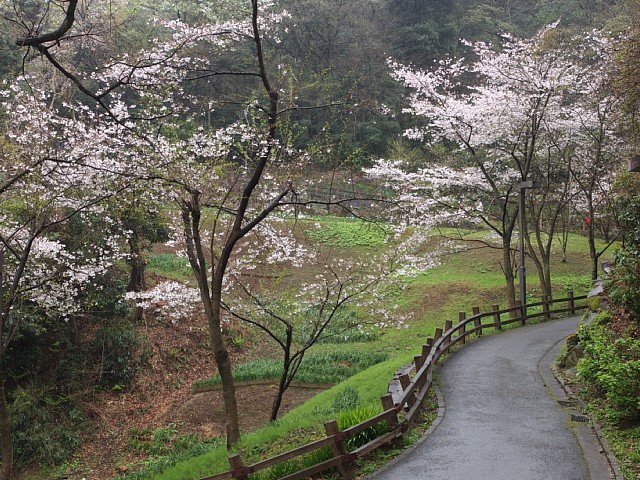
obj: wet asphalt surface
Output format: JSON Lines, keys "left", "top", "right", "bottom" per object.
{"left": 367, "top": 316, "right": 591, "bottom": 480}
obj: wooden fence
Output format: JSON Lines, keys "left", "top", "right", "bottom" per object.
{"left": 199, "top": 292, "right": 588, "bottom": 480}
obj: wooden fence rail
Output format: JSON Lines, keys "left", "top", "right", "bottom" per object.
{"left": 199, "top": 292, "right": 588, "bottom": 480}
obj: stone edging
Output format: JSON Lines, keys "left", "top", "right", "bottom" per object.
{"left": 551, "top": 367, "right": 624, "bottom": 480}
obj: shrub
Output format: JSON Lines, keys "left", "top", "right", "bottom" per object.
{"left": 607, "top": 252, "right": 640, "bottom": 322}
{"left": 9, "top": 385, "right": 84, "bottom": 467}
{"left": 609, "top": 193, "right": 640, "bottom": 321}
{"left": 577, "top": 322, "right": 640, "bottom": 422}
{"left": 91, "top": 318, "right": 146, "bottom": 390}
{"left": 83, "top": 273, "right": 131, "bottom": 320}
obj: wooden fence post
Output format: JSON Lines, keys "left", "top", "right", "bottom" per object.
{"left": 542, "top": 294, "right": 550, "bottom": 320}
{"left": 422, "top": 338, "right": 433, "bottom": 359}
{"left": 472, "top": 306, "right": 481, "bottom": 336}
{"left": 492, "top": 304, "right": 501, "bottom": 331}
{"left": 399, "top": 373, "right": 416, "bottom": 409}
{"left": 458, "top": 311, "right": 466, "bottom": 345}
{"left": 434, "top": 327, "right": 443, "bottom": 342}
{"left": 414, "top": 353, "right": 424, "bottom": 372}
{"left": 381, "top": 394, "right": 402, "bottom": 446}
{"left": 568, "top": 290, "right": 575, "bottom": 315}
{"left": 325, "top": 420, "right": 353, "bottom": 480}
{"left": 444, "top": 320, "right": 453, "bottom": 344}
{"left": 228, "top": 454, "right": 249, "bottom": 480}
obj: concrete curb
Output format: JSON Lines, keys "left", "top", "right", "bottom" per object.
{"left": 540, "top": 335, "right": 623, "bottom": 480}
{"left": 552, "top": 368, "right": 624, "bottom": 480}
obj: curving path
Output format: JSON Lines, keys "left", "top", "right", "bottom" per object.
{"left": 367, "top": 316, "right": 610, "bottom": 480}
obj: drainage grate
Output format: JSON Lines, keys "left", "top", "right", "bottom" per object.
{"left": 571, "top": 413, "right": 590, "bottom": 423}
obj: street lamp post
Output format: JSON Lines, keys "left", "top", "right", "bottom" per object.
{"left": 518, "top": 180, "right": 537, "bottom": 317}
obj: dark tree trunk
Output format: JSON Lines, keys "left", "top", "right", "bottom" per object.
{"left": 127, "top": 231, "right": 146, "bottom": 322}
{"left": 209, "top": 300, "right": 240, "bottom": 447}
{"left": 0, "top": 365, "right": 12, "bottom": 480}
{"left": 587, "top": 218, "right": 599, "bottom": 281}
{"left": 271, "top": 369, "right": 288, "bottom": 422}
{"left": 502, "top": 235, "right": 518, "bottom": 316}
{"left": 270, "top": 341, "right": 299, "bottom": 421}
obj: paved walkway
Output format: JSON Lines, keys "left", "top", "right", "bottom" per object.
{"left": 367, "top": 316, "right": 611, "bottom": 480}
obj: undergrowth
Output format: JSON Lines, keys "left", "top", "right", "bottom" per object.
{"left": 304, "top": 217, "right": 390, "bottom": 248}
{"left": 193, "top": 351, "right": 389, "bottom": 388}
{"left": 146, "top": 254, "right": 193, "bottom": 281}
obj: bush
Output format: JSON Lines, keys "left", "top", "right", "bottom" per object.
{"left": 83, "top": 273, "right": 131, "bottom": 320}
{"left": 607, "top": 252, "right": 640, "bottom": 322}
{"left": 9, "top": 385, "right": 84, "bottom": 467}
{"left": 577, "top": 322, "right": 640, "bottom": 423}
{"left": 91, "top": 318, "right": 146, "bottom": 390}
{"left": 609, "top": 193, "right": 640, "bottom": 321}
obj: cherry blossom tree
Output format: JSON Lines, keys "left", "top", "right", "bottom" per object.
{"left": 7, "top": 0, "right": 393, "bottom": 449}
{"left": 6, "top": 0, "right": 296, "bottom": 448}
{"left": 567, "top": 94, "right": 628, "bottom": 280}
{"left": 5, "top": 0, "right": 440, "bottom": 456}
{"left": 220, "top": 221, "right": 414, "bottom": 421}
{"left": 371, "top": 23, "right": 624, "bottom": 303}
{"left": 0, "top": 78, "right": 137, "bottom": 479}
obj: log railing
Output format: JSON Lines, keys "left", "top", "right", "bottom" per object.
{"left": 198, "top": 292, "right": 588, "bottom": 480}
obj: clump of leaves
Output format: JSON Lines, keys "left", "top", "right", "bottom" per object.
{"left": 332, "top": 387, "right": 361, "bottom": 412}
{"left": 609, "top": 193, "right": 640, "bottom": 321}
{"left": 91, "top": 318, "right": 147, "bottom": 390}
{"left": 127, "top": 425, "right": 205, "bottom": 457}
{"left": 9, "top": 385, "right": 84, "bottom": 467}
{"left": 305, "top": 218, "right": 390, "bottom": 248}
{"left": 147, "top": 253, "right": 193, "bottom": 281}
{"left": 607, "top": 252, "right": 640, "bottom": 322}
{"left": 577, "top": 317, "right": 640, "bottom": 423}
{"left": 337, "top": 404, "right": 388, "bottom": 451}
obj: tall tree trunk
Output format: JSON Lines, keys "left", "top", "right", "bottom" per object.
{"left": 271, "top": 367, "right": 289, "bottom": 422}
{"left": 184, "top": 199, "right": 241, "bottom": 448}
{"left": 502, "top": 239, "right": 517, "bottom": 315}
{"left": 270, "top": 340, "right": 298, "bottom": 421}
{"left": 544, "top": 264, "right": 552, "bottom": 299}
{"left": 209, "top": 296, "right": 240, "bottom": 447}
{"left": 0, "top": 365, "right": 12, "bottom": 480}
{"left": 0, "top": 253, "right": 10, "bottom": 480}
{"left": 587, "top": 220, "right": 599, "bottom": 281}
{"left": 127, "top": 231, "right": 146, "bottom": 321}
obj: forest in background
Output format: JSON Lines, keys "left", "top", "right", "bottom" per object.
{"left": 0, "top": 0, "right": 628, "bottom": 162}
